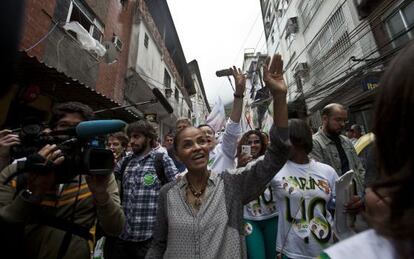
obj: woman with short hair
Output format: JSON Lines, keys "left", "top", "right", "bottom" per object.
{"left": 145, "top": 55, "right": 290, "bottom": 259}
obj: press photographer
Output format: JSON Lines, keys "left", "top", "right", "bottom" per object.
{"left": 0, "top": 102, "right": 125, "bottom": 259}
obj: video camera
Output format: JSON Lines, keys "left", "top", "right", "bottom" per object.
{"left": 11, "top": 118, "right": 126, "bottom": 183}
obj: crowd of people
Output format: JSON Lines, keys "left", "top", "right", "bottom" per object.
{"left": 0, "top": 42, "right": 413, "bottom": 259}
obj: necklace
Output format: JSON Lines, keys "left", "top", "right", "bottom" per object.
{"left": 187, "top": 182, "right": 206, "bottom": 209}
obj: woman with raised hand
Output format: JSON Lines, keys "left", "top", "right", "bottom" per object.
{"left": 319, "top": 42, "right": 414, "bottom": 259}
{"left": 145, "top": 55, "right": 290, "bottom": 259}
{"left": 237, "top": 130, "right": 279, "bottom": 259}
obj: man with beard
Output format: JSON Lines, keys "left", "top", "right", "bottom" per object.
{"left": 312, "top": 104, "right": 365, "bottom": 179}
{"left": 311, "top": 103, "right": 366, "bottom": 230}
{"left": 104, "top": 120, "right": 177, "bottom": 259}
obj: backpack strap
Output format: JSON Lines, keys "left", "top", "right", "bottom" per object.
{"left": 154, "top": 153, "right": 167, "bottom": 185}
{"left": 117, "top": 156, "right": 134, "bottom": 202}
{"left": 117, "top": 156, "right": 134, "bottom": 181}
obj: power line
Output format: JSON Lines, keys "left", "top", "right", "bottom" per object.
{"left": 278, "top": 0, "right": 397, "bottom": 75}
{"left": 249, "top": 20, "right": 411, "bottom": 113}
{"left": 303, "top": 0, "right": 398, "bottom": 84}
{"left": 231, "top": 12, "right": 262, "bottom": 64}
{"left": 305, "top": 9, "right": 412, "bottom": 100}
{"left": 253, "top": 31, "right": 265, "bottom": 54}
{"left": 277, "top": 0, "right": 399, "bottom": 105}
{"left": 281, "top": 0, "right": 350, "bottom": 72}
{"left": 305, "top": 33, "right": 408, "bottom": 103}
{"left": 25, "top": 22, "right": 59, "bottom": 52}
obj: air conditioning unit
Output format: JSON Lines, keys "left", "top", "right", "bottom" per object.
{"left": 265, "top": 21, "right": 271, "bottom": 29}
{"left": 286, "top": 17, "right": 299, "bottom": 36}
{"left": 295, "top": 62, "right": 309, "bottom": 78}
{"left": 276, "top": 9, "right": 283, "bottom": 17}
{"left": 112, "top": 35, "right": 123, "bottom": 51}
{"left": 295, "top": 62, "right": 309, "bottom": 73}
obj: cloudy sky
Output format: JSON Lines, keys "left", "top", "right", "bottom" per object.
{"left": 167, "top": 0, "right": 266, "bottom": 106}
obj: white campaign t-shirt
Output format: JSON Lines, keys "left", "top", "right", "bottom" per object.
{"left": 323, "top": 229, "right": 395, "bottom": 259}
{"left": 274, "top": 160, "right": 338, "bottom": 259}
{"left": 244, "top": 178, "right": 278, "bottom": 220}
{"left": 208, "top": 119, "right": 241, "bottom": 174}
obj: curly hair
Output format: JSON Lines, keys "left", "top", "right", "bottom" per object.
{"left": 236, "top": 130, "right": 267, "bottom": 159}
{"left": 49, "top": 102, "right": 94, "bottom": 129}
{"left": 126, "top": 120, "right": 158, "bottom": 146}
{"left": 108, "top": 132, "right": 129, "bottom": 148}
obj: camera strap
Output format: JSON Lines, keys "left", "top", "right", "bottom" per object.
{"left": 38, "top": 215, "right": 93, "bottom": 241}
{"left": 154, "top": 153, "right": 167, "bottom": 185}
{"left": 11, "top": 174, "right": 94, "bottom": 258}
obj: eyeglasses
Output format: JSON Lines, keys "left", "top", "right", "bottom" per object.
{"left": 247, "top": 140, "right": 261, "bottom": 145}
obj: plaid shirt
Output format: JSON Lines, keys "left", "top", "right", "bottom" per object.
{"left": 115, "top": 149, "right": 178, "bottom": 241}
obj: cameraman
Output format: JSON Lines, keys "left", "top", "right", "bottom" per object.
{"left": 0, "top": 102, "right": 125, "bottom": 259}
{"left": 0, "top": 129, "right": 20, "bottom": 171}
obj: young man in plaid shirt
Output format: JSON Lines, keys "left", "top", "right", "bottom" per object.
{"left": 105, "top": 120, "right": 178, "bottom": 259}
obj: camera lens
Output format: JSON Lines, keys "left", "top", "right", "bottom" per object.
{"left": 22, "top": 124, "right": 42, "bottom": 135}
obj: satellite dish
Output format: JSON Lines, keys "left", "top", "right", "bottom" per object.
{"left": 102, "top": 41, "right": 118, "bottom": 64}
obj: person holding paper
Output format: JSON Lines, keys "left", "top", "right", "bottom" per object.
{"left": 319, "top": 40, "right": 414, "bottom": 259}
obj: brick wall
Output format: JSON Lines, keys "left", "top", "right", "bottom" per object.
{"left": 95, "top": 0, "right": 135, "bottom": 103}
{"left": 85, "top": 0, "right": 109, "bottom": 22}
{"left": 20, "top": 0, "right": 159, "bottom": 106}
{"left": 19, "top": 0, "right": 57, "bottom": 58}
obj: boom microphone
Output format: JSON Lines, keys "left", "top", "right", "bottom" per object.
{"left": 152, "top": 88, "right": 174, "bottom": 114}
{"left": 215, "top": 68, "right": 233, "bottom": 77}
{"left": 51, "top": 120, "right": 127, "bottom": 138}
{"left": 76, "top": 120, "right": 127, "bottom": 137}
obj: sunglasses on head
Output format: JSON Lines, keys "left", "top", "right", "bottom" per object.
{"left": 247, "top": 140, "right": 261, "bottom": 145}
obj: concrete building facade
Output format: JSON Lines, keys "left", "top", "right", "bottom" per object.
{"left": 259, "top": 0, "right": 388, "bottom": 131}
{"left": 2, "top": 0, "right": 210, "bottom": 138}
{"left": 188, "top": 60, "right": 211, "bottom": 126}
{"left": 125, "top": 0, "right": 205, "bottom": 136}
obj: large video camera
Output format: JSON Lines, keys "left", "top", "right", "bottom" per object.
{"left": 11, "top": 118, "right": 126, "bottom": 183}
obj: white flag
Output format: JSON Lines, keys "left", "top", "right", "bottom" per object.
{"left": 262, "top": 109, "right": 274, "bottom": 134}
{"left": 206, "top": 96, "right": 226, "bottom": 132}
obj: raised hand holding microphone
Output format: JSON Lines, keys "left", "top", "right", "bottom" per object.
{"left": 231, "top": 66, "right": 246, "bottom": 97}
{"left": 229, "top": 66, "right": 246, "bottom": 124}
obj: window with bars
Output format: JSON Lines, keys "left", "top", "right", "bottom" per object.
{"left": 144, "top": 33, "right": 149, "bottom": 48}
{"left": 384, "top": 1, "right": 414, "bottom": 49}
{"left": 264, "top": 3, "right": 275, "bottom": 37}
{"left": 164, "top": 69, "right": 171, "bottom": 88}
{"left": 307, "top": 7, "right": 351, "bottom": 80}
{"left": 297, "top": 0, "right": 324, "bottom": 31}
{"left": 286, "top": 33, "right": 295, "bottom": 48}
{"left": 308, "top": 7, "right": 349, "bottom": 64}
{"left": 175, "top": 87, "right": 179, "bottom": 102}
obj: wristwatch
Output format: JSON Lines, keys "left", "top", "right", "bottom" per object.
{"left": 21, "top": 189, "right": 43, "bottom": 203}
